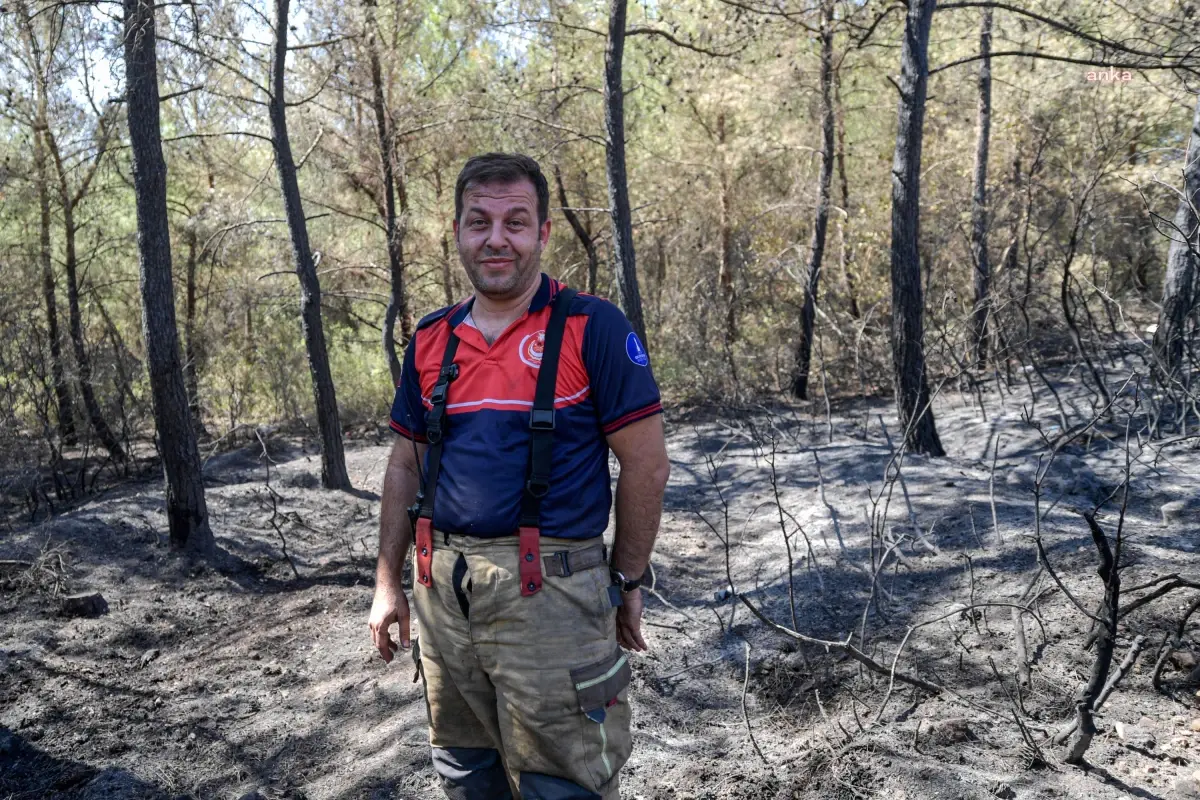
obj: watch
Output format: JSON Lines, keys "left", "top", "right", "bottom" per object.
{"left": 609, "top": 567, "right": 645, "bottom": 593}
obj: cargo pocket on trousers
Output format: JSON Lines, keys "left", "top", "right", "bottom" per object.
{"left": 570, "top": 648, "right": 633, "bottom": 789}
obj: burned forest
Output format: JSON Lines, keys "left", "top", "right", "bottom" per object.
{"left": 2, "top": 0, "right": 1200, "bottom": 797}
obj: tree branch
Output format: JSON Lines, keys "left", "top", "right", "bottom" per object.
{"left": 937, "top": 2, "right": 1193, "bottom": 62}
{"left": 626, "top": 26, "right": 739, "bottom": 58}
{"left": 932, "top": 50, "right": 1199, "bottom": 75}
{"left": 288, "top": 32, "right": 361, "bottom": 51}
{"left": 159, "top": 84, "right": 205, "bottom": 102}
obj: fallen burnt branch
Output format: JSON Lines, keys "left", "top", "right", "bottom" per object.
{"left": 738, "top": 586, "right": 1052, "bottom": 704}
{"left": 735, "top": 591, "right": 943, "bottom": 695}
{"left": 5, "top": 538, "right": 70, "bottom": 598}
{"left": 873, "top": 599, "right": 1049, "bottom": 723}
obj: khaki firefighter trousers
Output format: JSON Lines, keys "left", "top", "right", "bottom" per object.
{"left": 412, "top": 532, "right": 632, "bottom": 800}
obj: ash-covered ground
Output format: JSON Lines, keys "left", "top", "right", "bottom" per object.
{"left": 3, "top": 371, "right": 1199, "bottom": 800}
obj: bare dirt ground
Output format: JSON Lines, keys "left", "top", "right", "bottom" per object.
{"left": 3, "top": 369, "right": 1199, "bottom": 800}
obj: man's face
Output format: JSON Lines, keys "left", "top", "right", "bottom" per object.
{"left": 454, "top": 178, "right": 551, "bottom": 301}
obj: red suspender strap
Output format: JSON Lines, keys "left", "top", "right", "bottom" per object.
{"left": 411, "top": 324, "right": 462, "bottom": 591}
{"left": 516, "top": 287, "right": 577, "bottom": 598}
{"left": 518, "top": 526, "right": 542, "bottom": 596}
{"left": 415, "top": 517, "right": 434, "bottom": 588}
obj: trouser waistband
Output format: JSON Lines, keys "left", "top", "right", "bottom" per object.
{"left": 435, "top": 530, "right": 607, "bottom": 578}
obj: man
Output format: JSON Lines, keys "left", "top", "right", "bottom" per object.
{"left": 368, "top": 153, "right": 670, "bottom": 800}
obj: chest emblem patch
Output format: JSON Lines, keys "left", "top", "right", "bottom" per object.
{"left": 519, "top": 330, "right": 545, "bottom": 368}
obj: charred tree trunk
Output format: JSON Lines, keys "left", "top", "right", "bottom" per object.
{"left": 834, "top": 62, "right": 859, "bottom": 321}
{"left": 269, "top": 0, "right": 351, "bottom": 491}
{"left": 122, "top": 0, "right": 216, "bottom": 554}
{"left": 792, "top": 0, "right": 835, "bottom": 400}
{"left": 969, "top": 8, "right": 993, "bottom": 369}
{"left": 889, "top": 0, "right": 944, "bottom": 456}
{"left": 604, "top": 0, "right": 648, "bottom": 345}
{"left": 555, "top": 165, "right": 600, "bottom": 296}
{"left": 366, "top": 0, "right": 411, "bottom": 386}
{"left": 1153, "top": 93, "right": 1200, "bottom": 379}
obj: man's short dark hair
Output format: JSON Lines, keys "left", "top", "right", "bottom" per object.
{"left": 455, "top": 153, "right": 551, "bottom": 226}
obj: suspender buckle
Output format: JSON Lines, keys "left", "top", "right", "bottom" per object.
{"left": 415, "top": 517, "right": 434, "bottom": 589}
{"left": 425, "top": 420, "right": 443, "bottom": 444}
{"left": 518, "top": 526, "right": 543, "bottom": 596}
{"left": 430, "top": 382, "right": 449, "bottom": 406}
{"left": 525, "top": 478, "right": 550, "bottom": 499}
{"left": 556, "top": 550, "right": 573, "bottom": 578}
{"left": 529, "top": 409, "right": 556, "bottom": 431}
{"left": 430, "top": 365, "right": 457, "bottom": 405}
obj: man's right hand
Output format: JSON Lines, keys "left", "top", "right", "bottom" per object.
{"left": 369, "top": 585, "right": 411, "bottom": 663}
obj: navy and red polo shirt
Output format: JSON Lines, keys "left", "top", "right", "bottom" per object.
{"left": 389, "top": 273, "right": 663, "bottom": 540}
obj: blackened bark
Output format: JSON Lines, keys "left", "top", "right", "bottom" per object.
{"left": 604, "top": 0, "right": 648, "bottom": 345}
{"left": 555, "top": 165, "right": 599, "bottom": 296}
{"left": 1153, "top": 93, "right": 1200, "bottom": 379}
{"left": 269, "top": 0, "right": 351, "bottom": 491}
{"left": 969, "top": 8, "right": 993, "bottom": 368}
{"left": 889, "top": 0, "right": 945, "bottom": 456}
{"left": 792, "top": 0, "right": 835, "bottom": 400}
{"left": 365, "top": 0, "right": 411, "bottom": 386}
{"left": 122, "top": 0, "right": 216, "bottom": 554}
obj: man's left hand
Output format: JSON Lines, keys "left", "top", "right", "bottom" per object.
{"left": 616, "top": 588, "right": 647, "bottom": 652}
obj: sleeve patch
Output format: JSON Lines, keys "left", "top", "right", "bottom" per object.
{"left": 625, "top": 332, "right": 649, "bottom": 366}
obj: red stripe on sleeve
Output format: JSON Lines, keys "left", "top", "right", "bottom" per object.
{"left": 602, "top": 402, "right": 663, "bottom": 435}
{"left": 389, "top": 419, "right": 427, "bottom": 442}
